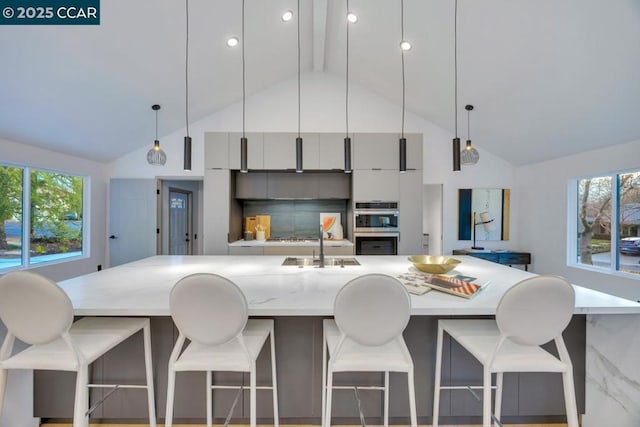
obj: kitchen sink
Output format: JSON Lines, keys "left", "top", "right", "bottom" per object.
{"left": 281, "top": 257, "right": 360, "bottom": 267}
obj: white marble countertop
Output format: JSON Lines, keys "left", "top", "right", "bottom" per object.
{"left": 228, "top": 239, "right": 353, "bottom": 247}
{"left": 58, "top": 255, "right": 640, "bottom": 316}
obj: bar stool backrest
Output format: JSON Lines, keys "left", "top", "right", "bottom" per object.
{"left": 170, "top": 273, "right": 248, "bottom": 346}
{"left": 496, "top": 275, "right": 575, "bottom": 346}
{"left": 0, "top": 271, "right": 73, "bottom": 345}
{"left": 334, "top": 274, "right": 411, "bottom": 346}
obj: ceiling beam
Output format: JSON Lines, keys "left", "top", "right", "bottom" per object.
{"left": 312, "top": 0, "right": 328, "bottom": 72}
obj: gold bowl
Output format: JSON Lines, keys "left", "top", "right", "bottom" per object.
{"left": 408, "top": 255, "right": 461, "bottom": 274}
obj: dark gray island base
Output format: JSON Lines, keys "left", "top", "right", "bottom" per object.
{"left": 36, "top": 315, "right": 585, "bottom": 425}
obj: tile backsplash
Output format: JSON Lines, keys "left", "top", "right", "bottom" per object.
{"left": 243, "top": 200, "right": 347, "bottom": 238}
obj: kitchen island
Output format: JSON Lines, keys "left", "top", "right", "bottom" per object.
{"left": 24, "top": 256, "right": 640, "bottom": 425}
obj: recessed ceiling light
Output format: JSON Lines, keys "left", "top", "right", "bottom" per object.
{"left": 226, "top": 37, "right": 239, "bottom": 48}
{"left": 400, "top": 40, "right": 412, "bottom": 51}
{"left": 347, "top": 12, "right": 358, "bottom": 23}
{"left": 282, "top": 10, "right": 293, "bottom": 22}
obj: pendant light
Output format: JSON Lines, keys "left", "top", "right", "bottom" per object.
{"left": 295, "top": 0, "right": 303, "bottom": 173}
{"left": 399, "top": 0, "right": 407, "bottom": 173}
{"left": 183, "top": 0, "right": 192, "bottom": 171}
{"left": 240, "top": 0, "right": 248, "bottom": 173}
{"left": 343, "top": 0, "right": 352, "bottom": 174}
{"left": 461, "top": 104, "right": 480, "bottom": 165}
{"left": 452, "top": 0, "right": 461, "bottom": 171}
{"left": 147, "top": 104, "right": 166, "bottom": 166}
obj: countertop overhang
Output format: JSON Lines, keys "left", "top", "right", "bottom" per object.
{"left": 58, "top": 255, "right": 640, "bottom": 317}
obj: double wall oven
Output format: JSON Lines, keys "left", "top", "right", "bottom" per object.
{"left": 353, "top": 201, "right": 399, "bottom": 255}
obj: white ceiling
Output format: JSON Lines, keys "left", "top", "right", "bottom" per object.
{"left": 0, "top": 0, "right": 639, "bottom": 165}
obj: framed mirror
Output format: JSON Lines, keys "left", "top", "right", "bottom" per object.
{"left": 458, "top": 188, "right": 510, "bottom": 241}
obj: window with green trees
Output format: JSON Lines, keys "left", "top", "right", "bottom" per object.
{"left": 0, "top": 163, "right": 85, "bottom": 271}
{"left": 575, "top": 170, "right": 640, "bottom": 275}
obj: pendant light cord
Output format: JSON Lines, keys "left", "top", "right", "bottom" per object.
{"left": 185, "top": 0, "right": 190, "bottom": 138}
{"left": 345, "top": 0, "right": 349, "bottom": 138}
{"left": 297, "top": 0, "right": 301, "bottom": 138}
{"left": 155, "top": 108, "right": 159, "bottom": 140}
{"left": 454, "top": 0, "right": 458, "bottom": 138}
{"left": 242, "top": 0, "right": 246, "bottom": 138}
{"left": 401, "top": 0, "right": 406, "bottom": 138}
{"left": 467, "top": 108, "right": 471, "bottom": 140}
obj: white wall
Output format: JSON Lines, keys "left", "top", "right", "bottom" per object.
{"left": 110, "top": 72, "right": 520, "bottom": 254}
{"left": 517, "top": 138, "right": 640, "bottom": 300}
{"left": 0, "top": 137, "right": 108, "bottom": 281}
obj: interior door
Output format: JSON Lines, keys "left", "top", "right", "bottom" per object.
{"left": 109, "top": 179, "right": 158, "bottom": 267}
{"left": 169, "top": 188, "right": 192, "bottom": 255}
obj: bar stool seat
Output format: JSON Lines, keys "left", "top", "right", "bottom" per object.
{"left": 323, "top": 320, "right": 412, "bottom": 373}
{"left": 173, "top": 319, "right": 272, "bottom": 372}
{"left": 438, "top": 319, "right": 569, "bottom": 373}
{"left": 1, "top": 317, "right": 150, "bottom": 371}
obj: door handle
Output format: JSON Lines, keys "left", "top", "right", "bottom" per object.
{"left": 109, "top": 235, "right": 117, "bottom": 239}
{"left": 185, "top": 238, "right": 191, "bottom": 242}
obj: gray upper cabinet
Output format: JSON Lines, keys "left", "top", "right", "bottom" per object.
{"left": 204, "top": 132, "right": 229, "bottom": 169}
{"left": 318, "top": 133, "right": 352, "bottom": 170}
{"left": 352, "top": 170, "right": 399, "bottom": 201}
{"left": 229, "top": 132, "right": 264, "bottom": 170}
{"left": 317, "top": 173, "right": 350, "bottom": 199}
{"left": 235, "top": 172, "right": 268, "bottom": 199}
{"left": 263, "top": 133, "right": 319, "bottom": 170}
{"left": 353, "top": 133, "right": 399, "bottom": 170}
{"left": 405, "top": 133, "right": 423, "bottom": 170}
{"left": 267, "top": 172, "right": 319, "bottom": 199}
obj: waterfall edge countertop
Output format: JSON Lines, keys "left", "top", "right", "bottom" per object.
{"left": 58, "top": 255, "right": 640, "bottom": 316}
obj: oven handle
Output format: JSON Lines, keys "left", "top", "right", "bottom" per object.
{"left": 353, "top": 232, "right": 400, "bottom": 238}
{"left": 354, "top": 210, "right": 399, "bottom": 216}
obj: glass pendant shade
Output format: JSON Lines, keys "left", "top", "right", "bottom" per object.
{"left": 147, "top": 140, "right": 167, "bottom": 166}
{"left": 461, "top": 140, "right": 479, "bottom": 165}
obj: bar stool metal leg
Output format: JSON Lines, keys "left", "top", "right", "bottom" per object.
{"left": 165, "top": 368, "right": 176, "bottom": 427}
{"left": 432, "top": 324, "right": 444, "bottom": 427}
{"left": 250, "top": 364, "right": 257, "bottom": 427}
{"left": 73, "top": 365, "right": 89, "bottom": 427}
{"left": 494, "top": 372, "right": 503, "bottom": 427}
{"left": 143, "top": 322, "right": 157, "bottom": 427}
{"left": 408, "top": 368, "right": 417, "bottom": 427}
{"left": 384, "top": 371, "right": 389, "bottom": 427}
{"left": 270, "top": 328, "right": 279, "bottom": 427}
{"left": 206, "top": 371, "right": 213, "bottom": 427}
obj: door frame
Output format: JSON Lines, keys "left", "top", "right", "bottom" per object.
{"left": 168, "top": 187, "right": 193, "bottom": 255}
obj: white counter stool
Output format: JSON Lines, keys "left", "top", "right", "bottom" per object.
{"left": 432, "top": 275, "right": 579, "bottom": 427}
{"left": 0, "top": 271, "right": 156, "bottom": 427}
{"left": 322, "top": 273, "right": 417, "bottom": 427}
{"left": 165, "top": 273, "right": 278, "bottom": 427}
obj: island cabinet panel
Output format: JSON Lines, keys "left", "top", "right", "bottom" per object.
{"left": 353, "top": 133, "right": 399, "bottom": 170}
{"left": 352, "top": 170, "right": 399, "bottom": 201}
{"left": 318, "top": 133, "right": 353, "bottom": 170}
{"left": 398, "top": 170, "right": 423, "bottom": 255}
{"left": 204, "top": 132, "right": 229, "bottom": 169}
{"left": 229, "top": 132, "right": 264, "bottom": 170}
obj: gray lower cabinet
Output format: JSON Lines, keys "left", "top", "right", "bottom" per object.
{"left": 34, "top": 316, "right": 585, "bottom": 424}
{"left": 229, "top": 246, "right": 265, "bottom": 255}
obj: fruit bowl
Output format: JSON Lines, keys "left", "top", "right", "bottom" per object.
{"left": 407, "top": 255, "right": 461, "bottom": 274}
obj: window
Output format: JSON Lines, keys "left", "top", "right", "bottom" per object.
{"left": 572, "top": 170, "right": 640, "bottom": 276}
{"left": 0, "top": 163, "right": 86, "bottom": 271}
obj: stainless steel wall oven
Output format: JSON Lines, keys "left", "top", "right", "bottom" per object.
{"left": 353, "top": 202, "right": 399, "bottom": 255}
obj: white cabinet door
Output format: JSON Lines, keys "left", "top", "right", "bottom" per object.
{"left": 353, "top": 133, "right": 399, "bottom": 170}
{"left": 229, "top": 133, "right": 263, "bottom": 170}
{"left": 398, "top": 170, "right": 423, "bottom": 255}
{"left": 203, "top": 169, "right": 230, "bottom": 254}
{"left": 352, "top": 170, "right": 399, "bottom": 201}
{"left": 318, "top": 133, "right": 352, "bottom": 170}
{"left": 204, "top": 132, "right": 229, "bottom": 169}
{"left": 405, "top": 133, "right": 423, "bottom": 170}
{"left": 263, "top": 133, "right": 319, "bottom": 170}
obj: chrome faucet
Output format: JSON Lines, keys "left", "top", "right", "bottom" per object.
{"left": 318, "top": 224, "right": 325, "bottom": 268}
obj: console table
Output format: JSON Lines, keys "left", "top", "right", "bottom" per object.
{"left": 452, "top": 249, "right": 531, "bottom": 271}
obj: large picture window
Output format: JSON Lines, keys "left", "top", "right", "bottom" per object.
{"left": 0, "top": 163, "right": 86, "bottom": 271}
{"left": 573, "top": 170, "right": 640, "bottom": 276}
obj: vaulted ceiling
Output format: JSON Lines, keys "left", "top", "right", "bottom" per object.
{"left": 1, "top": 0, "right": 639, "bottom": 165}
